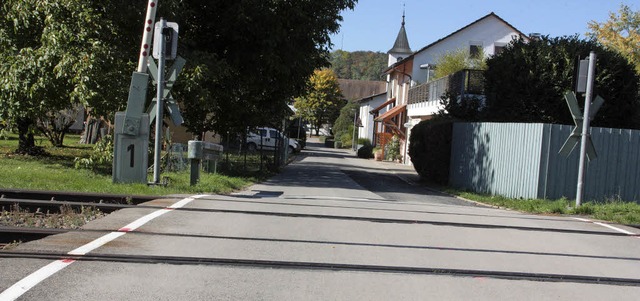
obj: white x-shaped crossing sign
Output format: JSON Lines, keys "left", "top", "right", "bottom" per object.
{"left": 558, "top": 91, "right": 604, "bottom": 160}
{"left": 146, "top": 56, "right": 186, "bottom": 126}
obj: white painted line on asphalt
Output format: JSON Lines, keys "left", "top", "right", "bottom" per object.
{"left": 593, "top": 222, "right": 637, "bottom": 235}
{"left": 0, "top": 259, "right": 75, "bottom": 301}
{"left": 169, "top": 196, "right": 196, "bottom": 208}
{"left": 573, "top": 217, "right": 638, "bottom": 236}
{"left": 0, "top": 194, "right": 209, "bottom": 301}
{"left": 118, "top": 208, "right": 171, "bottom": 232}
{"left": 68, "top": 232, "right": 126, "bottom": 256}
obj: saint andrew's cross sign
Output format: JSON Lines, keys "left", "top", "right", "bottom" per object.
{"left": 558, "top": 51, "right": 604, "bottom": 207}
{"left": 558, "top": 91, "right": 605, "bottom": 161}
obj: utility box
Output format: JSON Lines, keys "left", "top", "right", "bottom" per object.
{"left": 113, "top": 112, "right": 150, "bottom": 183}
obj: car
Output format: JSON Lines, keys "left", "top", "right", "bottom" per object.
{"left": 246, "top": 127, "right": 300, "bottom": 154}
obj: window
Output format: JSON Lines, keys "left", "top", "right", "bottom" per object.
{"left": 469, "top": 45, "right": 481, "bottom": 58}
{"left": 494, "top": 43, "right": 506, "bottom": 55}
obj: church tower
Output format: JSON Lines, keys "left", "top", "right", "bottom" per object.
{"left": 387, "top": 11, "right": 412, "bottom": 66}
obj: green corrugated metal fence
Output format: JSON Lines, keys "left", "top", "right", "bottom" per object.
{"left": 450, "top": 122, "right": 640, "bottom": 202}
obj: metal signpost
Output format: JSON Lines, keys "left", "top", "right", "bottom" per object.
{"left": 113, "top": 0, "right": 184, "bottom": 185}
{"left": 559, "top": 51, "right": 605, "bottom": 206}
{"left": 150, "top": 19, "right": 179, "bottom": 185}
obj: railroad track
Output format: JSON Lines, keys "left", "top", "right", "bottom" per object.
{"left": 0, "top": 226, "right": 69, "bottom": 247}
{"left": 0, "top": 189, "right": 156, "bottom": 205}
{"left": 2, "top": 193, "right": 638, "bottom": 246}
{"left": 0, "top": 189, "right": 158, "bottom": 246}
{"left": 0, "top": 188, "right": 160, "bottom": 214}
{"left": 1, "top": 249, "right": 639, "bottom": 287}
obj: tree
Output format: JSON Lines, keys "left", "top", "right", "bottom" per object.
{"left": 0, "top": 0, "right": 357, "bottom": 153}
{"left": 481, "top": 36, "right": 640, "bottom": 129}
{"left": 332, "top": 101, "right": 359, "bottom": 147}
{"left": 587, "top": 4, "right": 640, "bottom": 74}
{"left": 0, "top": 0, "right": 139, "bottom": 152}
{"left": 433, "top": 48, "right": 486, "bottom": 79}
{"left": 163, "top": 0, "right": 357, "bottom": 138}
{"left": 294, "top": 69, "right": 346, "bottom": 135}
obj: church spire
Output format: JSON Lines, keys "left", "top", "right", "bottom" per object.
{"left": 388, "top": 9, "right": 411, "bottom": 55}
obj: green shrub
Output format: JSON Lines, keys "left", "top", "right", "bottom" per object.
{"left": 74, "top": 135, "right": 113, "bottom": 173}
{"left": 339, "top": 132, "right": 352, "bottom": 148}
{"left": 357, "top": 144, "right": 374, "bottom": 159}
{"left": 357, "top": 138, "right": 372, "bottom": 146}
{"left": 385, "top": 135, "right": 401, "bottom": 161}
{"left": 333, "top": 101, "right": 359, "bottom": 146}
{"left": 408, "top": 117, "right": 454, "bottom": 184}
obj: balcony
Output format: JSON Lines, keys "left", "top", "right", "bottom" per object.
{"left": 407, "top": 69, "right": 484, "bottom": 117}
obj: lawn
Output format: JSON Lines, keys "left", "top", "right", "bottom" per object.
{"left": 0, "top": 134, "right": 255, "bottom": 196}
{"left": 452, "top": 191, "right": 640, "bottom": 226}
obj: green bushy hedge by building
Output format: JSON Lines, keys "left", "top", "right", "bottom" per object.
{"left": 408, "top": 117, "right": 454, "bottom": 185}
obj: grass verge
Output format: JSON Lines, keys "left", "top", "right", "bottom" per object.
{"left": 451, "top": 190, "right": 640, "bottom": 225}
{"left": 0, "top": 134, "right": 257, "bottom": 196}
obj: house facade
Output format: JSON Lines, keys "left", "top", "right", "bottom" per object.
{"left": 355, "top": 92, "right": 387, "bottom": 144}
{"left": 366, "top": 12, "right": 528, "bottom": 164}
{"left": 367, "top": 14, "right": 412, "bottom": 161}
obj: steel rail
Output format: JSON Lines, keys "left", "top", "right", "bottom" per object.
{"left": 1, "top": 250, "right": 639, "bottom": 287}
{"left": 0, "top": 227, "right": 69, "bottom": 244}
{"left": 1, "top": 198, "right": 634, "bottom": 237}
{"left": 0, "top": 189, "right": 156, "bottom": 205}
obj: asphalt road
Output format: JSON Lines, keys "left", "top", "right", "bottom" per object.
{"left": 1, "top": 139, "right": 639, "bottom": 300}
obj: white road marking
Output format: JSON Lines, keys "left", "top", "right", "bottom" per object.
{"left": 573, "top": 217, "right": 638, "bottom": 235}
{"left": 0, "top": 260, "right": 75, "bottom": 301}
{"left": 118, "top": 208, "right": 171, "bottom": 232}
{"left": 67, "top": 232, "right": 126, "bottom": 256}
{"left": 593, "top": 222, "right": 637, "bottom": 235}
{"left": 0, "top": 194, "right": 208, "bottom": 301}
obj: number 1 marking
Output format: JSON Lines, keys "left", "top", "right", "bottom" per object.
{"left": 127, "top": 144, "right": 135, "bottom": 168}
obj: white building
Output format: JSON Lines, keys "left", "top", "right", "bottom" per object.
{"left": 374, "top": 12, "right": 529, "bottom": 164}
{"left": 355, "top": 92, "right": 388, "bottom": 144}
{"left": 409, "top": 12, "right": 528, "bottom": 85}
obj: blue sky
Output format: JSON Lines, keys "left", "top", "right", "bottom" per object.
{"left": 329, "top": 0, "right": 637, "bottom": 52}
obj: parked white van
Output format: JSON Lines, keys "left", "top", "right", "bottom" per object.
{"left": 246, "top": 127, "right": 300, "bottom": 154}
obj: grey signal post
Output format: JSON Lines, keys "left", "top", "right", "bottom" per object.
{"left": 151, "top": 19, "right": 179, "bottom": 185}
{"left": 575, "top": 51, "right": 597, "bottom": 207}
{"left": 559, "top": 52, "right": 604, "bottom": 207}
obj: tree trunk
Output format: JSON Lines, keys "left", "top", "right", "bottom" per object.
{"left": 15, "top": 117, "right": 46, "bottom": 156}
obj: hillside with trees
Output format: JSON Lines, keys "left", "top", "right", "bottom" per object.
{"left": 330, "top": 50, "right": 387, "bottom": 80}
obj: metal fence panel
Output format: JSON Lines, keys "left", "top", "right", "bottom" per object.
{"left": 450, "top": 122, "right": 544, "bottom": 199}
{"left": 545, "top": 126, "right": 640, "bottom": 202}
{"left": 451, "top": 122, "right": 640, "bottom": 202}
